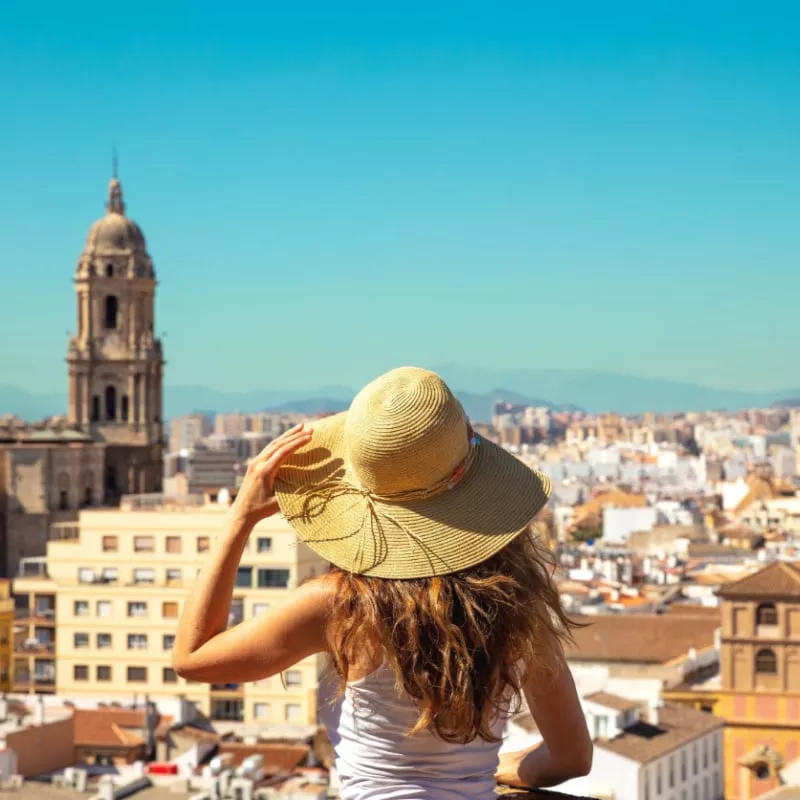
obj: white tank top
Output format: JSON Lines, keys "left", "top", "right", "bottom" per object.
{"left": 317, "top": 663, "right": 506, "bottom": 800}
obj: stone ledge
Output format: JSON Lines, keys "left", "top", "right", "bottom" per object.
{"left": 498, "top": 787, "right": 595, "bottom": 799}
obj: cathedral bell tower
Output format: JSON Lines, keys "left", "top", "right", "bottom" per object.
{"left": 67, "top": 171, "right": 164, "bottom": 499}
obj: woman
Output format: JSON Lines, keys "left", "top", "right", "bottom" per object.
{"left": 173, "top": 367, "right": 592, "bottom": 798}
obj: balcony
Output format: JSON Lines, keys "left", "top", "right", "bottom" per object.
{"left": 211, "top": 682, "right": 244, "bottom": 696}
{"left": 13, "top": 672, "right": 56, "bottom": 692}
{"left": 49, "top": 522, "right": 79, "bottom": 542}
{"left": 14, "top": 607, "right": 56, "bottom": 624}
{"left": 14, "top": 637, "right": 55, "bottom": 655}
{"left": 17, "top": 557, "right": 49, "bottom": 579}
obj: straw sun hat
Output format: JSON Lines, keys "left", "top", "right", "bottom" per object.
{"left": 274, "top": 367, "right": 551, "bottom": 579}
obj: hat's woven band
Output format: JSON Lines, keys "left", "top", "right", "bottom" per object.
{"left": 364, "top": 427, "right": 480, "bottom": 504}
{"left": 285, "top": 427, "right": 482, "bottom": 575}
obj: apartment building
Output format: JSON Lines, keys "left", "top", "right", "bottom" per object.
{"left": 11, "top": 496, "right": 327, "bottom": 727}
{"left": 0, "top": 580, "right": 14, "bottom": 691}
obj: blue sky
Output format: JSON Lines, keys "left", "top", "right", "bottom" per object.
{"left": 1, "top": 1, "right": 799, "bottom": 393}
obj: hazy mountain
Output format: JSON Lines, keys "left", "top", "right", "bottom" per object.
{"left": 432, "top": 366, "right": 800, "bottom": 415}
{"left": 3, "top": 368, "right": 800, "bottom": 422}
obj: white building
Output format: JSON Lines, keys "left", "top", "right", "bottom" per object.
{"left": 502, "top": 692, "right": 725, "bottom": 800}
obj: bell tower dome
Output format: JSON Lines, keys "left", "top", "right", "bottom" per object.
{"left": 67, "top": 170, "right": 164, "bottom": 497}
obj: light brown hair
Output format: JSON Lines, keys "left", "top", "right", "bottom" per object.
{"left": 323, "top": 527, "right": 579, "bottom": 744}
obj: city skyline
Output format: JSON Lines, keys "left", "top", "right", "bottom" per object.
{"left": 2, "top": 2, "right": 800, "bottom": 396}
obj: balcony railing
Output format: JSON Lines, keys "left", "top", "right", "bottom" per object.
{"left": 14, "top": 607, "right": 56, "bottom": 623}
{"left": 14, "top": 639, "right": 55, "bottom": 655}
{"left": 17, "top": 557, "right": 50, "bottom": 580}
{"left": 211, "top": 682, "right": 244, "bottom": 695}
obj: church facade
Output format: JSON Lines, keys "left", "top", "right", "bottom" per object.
{"left": 0, "top": 174, "right": 164, "bottom": 578}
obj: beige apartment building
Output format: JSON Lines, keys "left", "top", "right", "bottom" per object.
{"left": 12, "top": 496, "right": 328, "bottom": 726}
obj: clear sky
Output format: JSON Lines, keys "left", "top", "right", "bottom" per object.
{"left": 1, "top": 1, "right": 799, "bottom": 394}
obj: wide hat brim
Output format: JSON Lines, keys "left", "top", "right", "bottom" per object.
{"left": 274, "top": 412, "right": 552, "bottom": 579}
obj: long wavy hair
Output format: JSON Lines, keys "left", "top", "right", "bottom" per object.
{"left": 323, "top": 526, "right": 579, "bottom": 744}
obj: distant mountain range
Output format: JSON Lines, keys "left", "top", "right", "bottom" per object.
{"left": 3, "top": 366, "right": 800, "bottom": 422}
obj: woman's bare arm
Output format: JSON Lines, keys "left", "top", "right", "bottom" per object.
{"left": 172, "top": 424, "right": 328, "bottom": 682}
{"left": 496, "top": 651, "right": 592, "bottom": 789}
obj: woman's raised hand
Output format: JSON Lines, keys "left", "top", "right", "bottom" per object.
{"left": 230, "top": 423, "right": 313, "bottom": 526}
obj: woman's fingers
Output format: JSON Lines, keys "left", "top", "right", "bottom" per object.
{"left": 262, "top": 431, "right": 313, "bottom": 475}
{"left": 253, "top": 423, "right": 309, "bottom": 464}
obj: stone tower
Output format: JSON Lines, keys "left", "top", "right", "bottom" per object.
{"left": 66, "top": 173, "right": 164, "bottom": 501}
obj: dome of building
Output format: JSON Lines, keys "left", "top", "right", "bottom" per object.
{"left": 83, "top": 177, "right": 147, "bottom": 255}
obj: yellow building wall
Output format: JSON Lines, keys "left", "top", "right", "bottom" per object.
{"left": 664, "top": 689, "right": 800, "bottom": 800}
{"left": 17, "top": 506, "right": 328, "bottom": 726}
{"left": 0, "top": 579, "right": 14, "bottom": 691}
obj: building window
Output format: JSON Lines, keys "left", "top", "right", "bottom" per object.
{"left": 74, "top": 665, "right": 89, "bottom": 681}
{"left": 127, "top": 666, "right": 147, "bottom": 682}
{"left": 127, "top": 601, "right": 147, "bottom": 618}
{"left": 713, "top": 734, "right": 719, "bottom": 764}
{"left": 285, "top": 670, "right": 302, "bottom": 687}
{"left": 97, "top": 633, "right": 112, "bottom": 649}
{"left": 96, "top": 600, "right": 112, "bottom": 617}
{"left": 704, "top": 777, "right": 709, "bottom": 799}
{"left": 91, "top": 396, "right": 100, "bottom": 422}
{"left": 235, "top": 567, "right": 253, "bottom": 588}
{"left": 104, "top": 295, "right": 118, "bottom": 329}
{"left": 756, "top": 603, "right": 778, "bottom": 626}
{"left": 197, "top": 536, "right": 210, "bottom": 553}
{"left": 693, "top": 743, "right": 698, "bottom": 775}
{"left": 257, "top": 537, "right": 272, "bottom": 553}
{"left": 101, "top": 567, "right": 118, "bottom": 583}
{"left": 693, "top": 783, "right": 698, "bottom": 800}
{"left": 668, "top": 755, "right": 674, "bottom": 788}
{"left": 681, "top": 749, "right": 687, "bottom": 781}
{"left": 133, "top": 568, "right": 155, "bottom": 584}
{"left": 162, "top": 602, "right": 178, "bottom": 618}
{"left": 105, "top": 263, "right": 114, "bottom": 278}
{"left": 656, "top": 762, "right": 662, "bottom": 794}
{"left": 593, "top": 714, "right": 608, "bottom": 739}
{"left": 59, "top": 490, "right": 69, "bottom": 510}
{"left": 285, "top": 703, "right": 302, "bottom": 723}
{"left": 211, "top": 699, "right": 243, "bottom": 722}
{"left": 166, "top": 568, "right": 182, "bottom": 585}
{"left": 254, "top": 703, "right": 270, "bottom": 719}
{"left": 97, "top": 665, "right": 111, "bottom": 681}
{"left": 121, "top": 395, "right": 129, "bottom": 422}
{"left": 163, "top": 634, "right": 175, "bottom": 651}
{"left": 74, "top": 600, "right": 89, "bottom": 617}
{"left": 74, "top": 632, "right": 89, "bottom": 649}
{"left": 78, "top": 567, "right": 95, "bottom": 584}
{"left": 166, "top": 536, "right": 182, "bottom": 554}
{"left": 127, "top": 633, "right": 148, "bottom": 650}
{"left": 163, "top": 668, "right": 177, "bottom": 683}
{"left": 105, "top": 385, "right": 117, "bottom": 421}
{"left": 253, "top": 602, "right": 269, "bottom": 616}
{"left": 133, "top": 536, "right": 154, "bottom": 552}
{"left": 257, "top": 568, "right": 290, "bottom": 589}
{"left": 102, "top": 535, "right": 118, "bottom": 552}
{"left": 643, "top": 768, "right": 649, "bottom": 800}
{"left": 703, "top": 737, "right": 708, "bottom": 769}
{"left": 755, "top": 648, "right": 778, "bottom": 674}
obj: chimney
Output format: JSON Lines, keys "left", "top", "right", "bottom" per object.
{"left": 35, "top": 694, "right": 45, "bottom": 725}
{"left": 144, "top": 695, "right": 156, "bottom": 760}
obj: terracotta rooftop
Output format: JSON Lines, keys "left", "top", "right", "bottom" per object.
{"left": 664, "top": 604, "right": 722, "bottom": 620}
{"left": 717, "top": 561, "right": 800, "bottom": 599}
{"left": 217, "top": 741, "right": 310, "bottom": 773}
{"left": 595, "top": 702, "right": 723, "bottom": 764}
{"left": 584, "top": 691, "right": 641, "bottom": 713}
{"left": 73, "top": 707, "right": 172, "bottom": 749}
{"left": 566, "top": 614, "right": 719, "bottom": 664}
